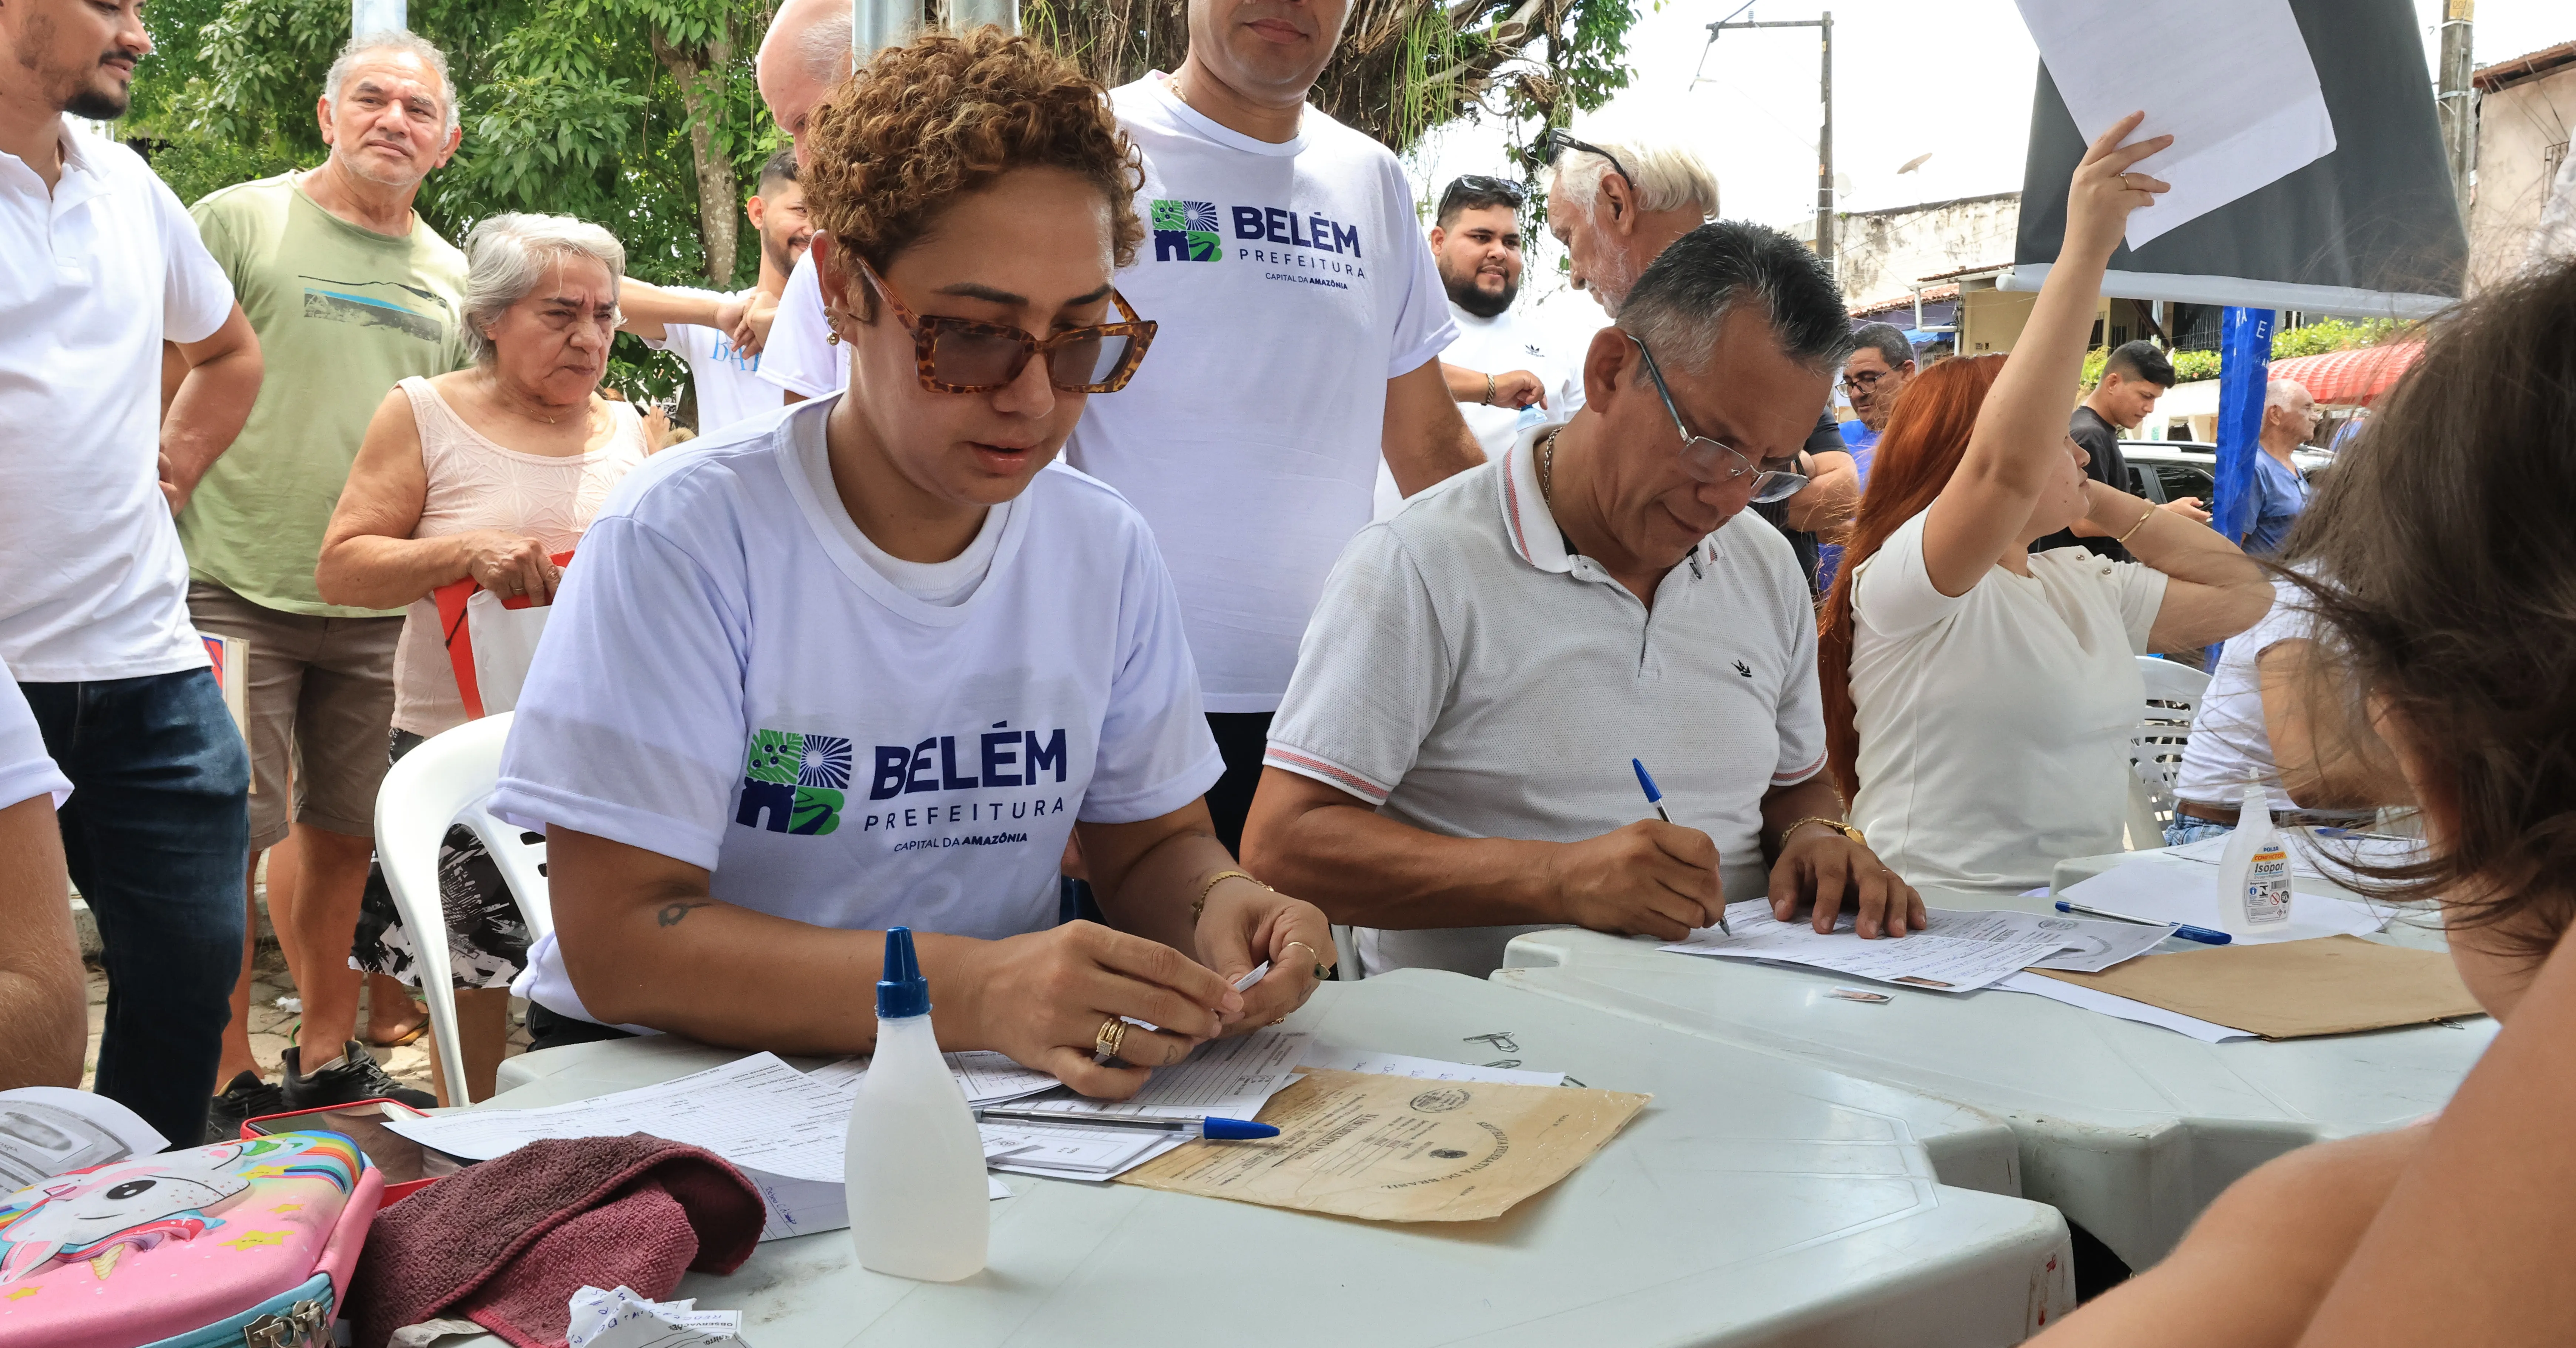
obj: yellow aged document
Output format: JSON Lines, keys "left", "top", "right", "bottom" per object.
{"left": 1114, "top": 1068, "right": 1649, "bottom": 1222}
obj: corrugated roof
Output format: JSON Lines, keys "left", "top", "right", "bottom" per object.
{"left": 2473, "top": 40, "right": 2576, "bottom": 92}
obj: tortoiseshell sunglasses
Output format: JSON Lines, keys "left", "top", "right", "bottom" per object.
{"left": 856, "top": 256, "right": 1157, "bottom": 394}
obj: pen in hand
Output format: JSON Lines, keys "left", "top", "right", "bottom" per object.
{"left": 1633, "top": 758, "right": 1727, "bottom": 935}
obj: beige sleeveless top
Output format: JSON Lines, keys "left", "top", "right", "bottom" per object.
{"left": 390, "top": 375, "right": 650, "bottom": 737}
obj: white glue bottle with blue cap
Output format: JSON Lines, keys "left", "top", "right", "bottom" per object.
{"left": 2215, "top": 785, "right": 2294, "bottom": 936}
{"left": 845, "top": 926, "right": 989, "bottom": 1281}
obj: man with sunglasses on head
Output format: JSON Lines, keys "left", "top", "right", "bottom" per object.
{"left": 1543, "top": 129, "right": 1856, "bottom": 594}
{"left": 1243, "top": 222, "right": 1922, "bottom": 979}
{"left": 1372, "top": 174, "right": 1586, "bottom": 520}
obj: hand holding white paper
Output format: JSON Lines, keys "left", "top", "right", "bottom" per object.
{"left": 2015, "top": 0, "right": 2335, "bottom": 248}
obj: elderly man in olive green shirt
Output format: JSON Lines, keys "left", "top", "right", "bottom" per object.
{"left": 178, "top": 31, "right": 477, "bottom": 1134}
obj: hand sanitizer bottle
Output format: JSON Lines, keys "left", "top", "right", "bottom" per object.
{"left": 2215, "top": 786, "right": 2294, "bottom": 935}
{"left": 845, "top": 926, "right": 988, "bottom": 1281}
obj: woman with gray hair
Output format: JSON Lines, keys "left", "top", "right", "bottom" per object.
{"left": 312, "top": 211, "right": 650, "bottom": 1103}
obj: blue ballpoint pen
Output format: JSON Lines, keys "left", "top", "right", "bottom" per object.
{"left": 2053, "top": 899, "right": 2232, "bottom": 945}
{"left": 1633, "top": 758, "right": 1727, "bottom": 934}
{"left": 973, "top": 1106, "right": 1280, "bottom": 1140}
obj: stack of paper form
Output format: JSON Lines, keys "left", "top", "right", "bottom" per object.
{"left": 1661, "top": 901, "right": 2172, "bottom": 991}
{"left": 985, "top": 1030, "right": 1309, "bottom": 1180}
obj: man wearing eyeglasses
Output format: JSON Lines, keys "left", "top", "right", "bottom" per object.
{"left": 1542, "top": 128, "right": 1856, "bottom": 594}
{"left": 1245, "top": 222, "right": 1922, "bottom": 979}
{"left": 1372, "top": 174, "right": 1587, "bottom": 518}
{"left": 1814, "top": 322, "right": 1916, "bottom": 593}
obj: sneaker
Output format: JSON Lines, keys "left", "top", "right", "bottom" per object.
{"left": 204, "top": 1070, "right": 286, "bottom": 1145}
{"left": 280, "top": 1040, "right": 437, "bottom": 1112}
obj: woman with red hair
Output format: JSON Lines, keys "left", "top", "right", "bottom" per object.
{"left": 1818, "top": 114, "right": 2271, "bottom": 894}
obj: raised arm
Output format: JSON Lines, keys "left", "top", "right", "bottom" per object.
{"left": 1920, "top": 114, "right": 2169, "bottom": 596}
{"left": 1383, "top": 357, "right": 1489, "bottom": 497}
{"left": 161, "top": 303, "right": 262, "bottom": 516}
{"left": 614, "top": 279, "right": 731, "bottom": 345}
{"left": 314, "top": 390, "right": 561, "bottom": 609}
{"left": 2069, "top": 477, "right": 2269, "bottom": 650}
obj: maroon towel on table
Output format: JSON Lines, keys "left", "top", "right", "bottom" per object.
{"left": 348, "top": 1134, "right": 764, "bottom": 1348}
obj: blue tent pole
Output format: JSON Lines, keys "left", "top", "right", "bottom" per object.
{"left": 2207, "top": 305, "right": 2274, "bottom": 664}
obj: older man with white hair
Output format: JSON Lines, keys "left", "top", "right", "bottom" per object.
{"left": 2244, "top": 378, "right": 2319, "bottom": 556}
{"left": 1546, "top": 130, "right": 1854, "bottom": 593}
{"left": 184, "top": 29, "right": 473, "bottom": 1133}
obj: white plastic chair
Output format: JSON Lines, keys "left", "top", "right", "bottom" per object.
{"left": 373, "top": 711, "right": 530, "bottom": 1104}
{"left": 2128, "top": 656, "right": 2213, "bottom": 841}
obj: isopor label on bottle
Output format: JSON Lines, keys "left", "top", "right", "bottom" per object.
{"left": 2244, "top": 847, "right": 2292, "bottom": 925}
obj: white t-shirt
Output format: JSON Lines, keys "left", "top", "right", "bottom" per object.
{"left": 793, "top": 427, "right": 1010, "bottom": 607}
{"left": 1847, "top": 510, "right": 2170, "bottom": 892}
{"left": 0, "top": 121, "right": 236, "bottom": 681}
{"left": 1267, "top": 424, "right": 1827, "bottom": 978}
{"left": 1375, "top": 302, "right": 1586, "bottom": 518}
{"left": 492, "top": 396, "right": 1223, "bottom": 1025}
{"left": 2173, "top": 579, "right": 2312, "bottom": 807}
{"left": 0, "top": 659, "right": 72, "bottom": 811}
{"left": 755, "top": 253, "right": 848, "bottom": 400}
{"left": 1064, "top": 76, "right": 1458, "bottom": 714}
{"left": 640, "top": 286, "right": 781, "bottom": 434}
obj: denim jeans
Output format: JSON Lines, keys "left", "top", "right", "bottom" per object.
{"left": 22, "top": 669, "right": 249, "bottom": 1148}
{"left": 2163, "top": 818, "right": 2235, "bottom": 848}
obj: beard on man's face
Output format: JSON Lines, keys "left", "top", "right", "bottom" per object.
{"left": 65, "top": 81, "right": 133, "bottom": 120}
{"left": 1443, "top": 268, "right": 1517, "bottom": 319}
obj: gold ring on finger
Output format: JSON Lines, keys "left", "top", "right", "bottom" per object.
{"left": 1094, "top": 1016, "right": 1128, "bottom": 1062}
{"left": 1281, "top": 939, "right": 1330, "bottom": 980}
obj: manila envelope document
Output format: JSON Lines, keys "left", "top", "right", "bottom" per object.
{"left": 1114, "top": 1069, "right": 1650, "bottom": 1222}
{"left": 2031, "top": 934, "right": 2485, "bottom": 1039}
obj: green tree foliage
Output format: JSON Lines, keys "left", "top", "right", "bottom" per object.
{"left": 2077, "top": 318, "right": 2404, "bottom": 393}
{"left": 127, "top": 0, "right": 1630, "bottom": 400}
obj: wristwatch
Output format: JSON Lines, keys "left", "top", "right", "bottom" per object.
{"left": 1784, "top": 816, "right": 1865, "bottom": 846}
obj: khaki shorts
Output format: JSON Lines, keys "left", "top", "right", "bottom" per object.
{"left": 188, "top": 581, "right": 405, "bottom": 852}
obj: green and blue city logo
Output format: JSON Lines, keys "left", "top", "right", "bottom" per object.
{"left": 1151, "top": 199, "right": 1223, "bottom": 262}
{"left": 735, "top": 728, "right": 852, "bottom": 835}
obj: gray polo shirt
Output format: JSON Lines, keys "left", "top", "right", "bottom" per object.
{"left": 1266, "top": 423, "right": 1829, "bottom": 978}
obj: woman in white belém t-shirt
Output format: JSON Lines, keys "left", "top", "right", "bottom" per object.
{"left": 489, "top": 32, "right": 1334, "bottom": 1097}
{"left": 1815, "top": 115, "right": 2273, "bottom": 892}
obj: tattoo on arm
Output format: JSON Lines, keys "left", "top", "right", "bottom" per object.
{"left": 657, "top": 901, "right": 712, "bottom": 928}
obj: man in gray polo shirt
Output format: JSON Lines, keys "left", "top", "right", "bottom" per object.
{"left": 1244, "top": 223, "right": 1922, "bottom": 978}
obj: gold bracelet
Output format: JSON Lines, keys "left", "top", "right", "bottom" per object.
{"left": 1783, "top": 816, "right": 1865, "bottom": 846}
{"left": 1192, "top": 869, "right": 1265, "bottom": 927}
{"left": 1482, "top": 372, "right": 1496, "bottom": 406}
{"left": 2115, "top": 502, "right": 2157, "bottom": 544}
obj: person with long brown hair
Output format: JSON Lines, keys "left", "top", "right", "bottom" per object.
{"left": 2026, "top": 263, "right": 2576, "bottom": 1348}
{"left": 1816, "top": 114, "right": 2270, "bottom": 893}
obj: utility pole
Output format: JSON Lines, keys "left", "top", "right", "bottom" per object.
{"left": 1700, "top": 11, "right": 1837, "bottom": 275}
{"left": 2436, "top": 0, "right": 2476, "bottom": 218}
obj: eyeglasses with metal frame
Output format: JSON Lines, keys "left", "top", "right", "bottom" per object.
{"left": 1624, "top": 332, "right": 1808, "bottom": 504}
{"left": 856, "top": 256, "right": 1156, "bottom": 395}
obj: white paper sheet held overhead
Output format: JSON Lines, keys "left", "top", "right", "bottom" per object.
{"left": 2015, "top": 0, "right": 2334, "bottom": 247}
{"left": 2065, "top": 856, "right": 2389, "bottom": 946}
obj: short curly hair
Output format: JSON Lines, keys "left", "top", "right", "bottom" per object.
{"left": 800, "top": 28, "right": 1143, "bottom": 317}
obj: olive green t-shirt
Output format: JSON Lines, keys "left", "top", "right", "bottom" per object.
{"left": 180, "top": 174, "right": 470, "bottom": 616}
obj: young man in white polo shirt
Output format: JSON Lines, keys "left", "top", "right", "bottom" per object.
{"left": 1246, "top": 223, "right": 1923, "bottom": 978}
{"left": 1, "top": 0, "right": 264, "bottom": 1146}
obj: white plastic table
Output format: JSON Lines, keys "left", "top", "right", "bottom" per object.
{"left": 1495, "top": 879, "right": 2491, "bottom": 1272}
{"left": 455, "top": 969, "right": 2075, "bottom": 1347}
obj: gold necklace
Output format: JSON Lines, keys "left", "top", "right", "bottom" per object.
{"left": 1539, "top": 430, "right": 1561, "bottom": 505}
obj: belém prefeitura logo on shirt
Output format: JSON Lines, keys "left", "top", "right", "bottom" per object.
{"left": 1150, "top": 198, "right": 1368, "bottom": 279}
{"left": 734, "top": 724, "right": 1073, "bottom": 843}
